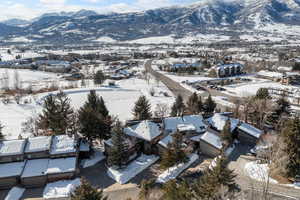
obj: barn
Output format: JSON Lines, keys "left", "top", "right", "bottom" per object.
{"left": 0, "top": 161, "right": 25, "bottom": 189}
{"left": 24, "top": 136, "right": 52, "bottom": 159}
{"left": 0, "top": 139, "right": 26, "bottom": 163}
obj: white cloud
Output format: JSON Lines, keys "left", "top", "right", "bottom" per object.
{"left": 39, "top": 0, "right": 66, "bottom": 5}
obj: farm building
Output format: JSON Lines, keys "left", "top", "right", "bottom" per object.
{"left": 24, "top": 136, "right": 52, "bottom": 159}
{"left": 21, "top": 159, "right": 49, "bottom": 188}
{"left": 50, "top": 135, "right": 78, "bottom": 158}
{"left": 0, "top": 161, "right": 25, "bottom": 189}
{"left": 124, "top": 120, "right": 162, "bottom": 154}
{"left": 237, "top": 123, "right": 263, "bottom": 144}
{"left": 163, "top": 115, "right": 207, "bottom": 135}
{"left": 46, "top": 157, "right": 78, "bottom": 182}
{"left": 0, "top": 139, "right": 26, "bottom": 163}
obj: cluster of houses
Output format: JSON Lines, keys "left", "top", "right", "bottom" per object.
{"left": 0, "top": 135, "right": 89, "bottom": 189}
{"left": 105, "top": 113, "right": 263, "bottom": 165}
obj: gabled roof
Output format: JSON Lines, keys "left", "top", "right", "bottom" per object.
{"left": 207, "top": 113, "right": 239, "bottom": 132}
{"left": 124, "top": 120, "right": 161, "bottom": 141}
{"left": 164, "top": 115, "right": 207, "bottom": 134}
{"left": 238, "top": 122, "right": 263, "bottom": 139}
{"left": 200, "top": 131, "right": 222, "bottom": 150}
{"left": 158, "top": 135, "right": 173, "bottom": 148}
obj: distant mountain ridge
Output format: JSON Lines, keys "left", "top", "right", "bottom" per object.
{"left": 1, "top": 0, "right": 300, "bottom": 43}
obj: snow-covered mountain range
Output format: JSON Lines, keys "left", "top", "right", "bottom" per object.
{"left": 1, "top": 0, "right": 300, "bottom": 43}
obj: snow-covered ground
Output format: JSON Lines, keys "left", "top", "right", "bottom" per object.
{"left": 244, "top": 161, "right": 278, "bottom": 184}
{"left": 107, "top": 154, "right": 159, "bottom": 184}
{"left": 4, "top": 187, "right": 25, "bottom": 200}
{"left": 156, "top": 153, "right": 199, "bottom": 183}
{"left": 43, "top": 178, "right": 81, "bottom": 199}
{"left": 81, "top": 149, "right": 105, "bottom": 168}
{"left": 0, "top": 76, "right": 174, "bottom": 139}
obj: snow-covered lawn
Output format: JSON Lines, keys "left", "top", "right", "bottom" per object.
{"left": 0, "top": 76, "right": 174, "bottom": 139}
{"left": 244, "top": 161, "right": 278, "bottom": 184}
{"left": 43, "top": 178, "right": 81, "bottom": 199}
{"left": 4, "top": 187, "right": 25, "bottom": 200}
{"left": 81, "top": 149, "right": 105, "bottom": 168}
{"left": 107, "top": 154, "right": 159, "bottom": 184}
{"left": 156, "top": 153, "right": 199, "bottom": 183}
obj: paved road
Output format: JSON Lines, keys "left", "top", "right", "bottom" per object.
{"left": 228, "top": 144, "right": 300, "bottom": 199}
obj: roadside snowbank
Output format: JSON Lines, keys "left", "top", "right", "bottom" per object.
{"left": 107, "top": 154, "right": 159, "bottom": 184}
{"left": 156, "top": 153, "right": 199, "bottom": 183}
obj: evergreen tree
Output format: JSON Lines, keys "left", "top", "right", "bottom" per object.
{"left": 256, "top": 88, "right": 270, "bottom": 99}
{"left": 186, "top": 92, "right": 199, "bottom": 115}
{"left": 267, "top": 94, "right": 290, "bottom": 129}
{"left": 220, "top": 119, "right": 233, "bottom": 147}
{"left": 71, "top": 178, "right": 108, "bottom": 200}
{"left": 160, "top": 132, "right": 188, "bottom": 169}
{"left": 132, "top": 95, "right": 152, "bottom": 120}
{"left": 162, "top": 180, "right": 192, "bottom": 200}
{"left": 94, "top": 70, "right": 106, "bottom": 85}
{"left": 0, "top": 122, "right": 4, "bottom": 140}
{"left": 171, "top": 95, "right": 186, "bottom": 117}
{"left": 203, "top": 95, "right": 216, "bottom": 116}
{"left": 107, "top": 121, "right": 129, "bottom": 169}
{"left": 38, "top": 91, "right": 75, "bottom": 135}
{"left": 138, "top": 179, "right": 156, "bottom": 200}
{"left": 281, "top": 118, "right": 300, "bottom": 177}
{"left": 78, "top": 90, "right": 111, "bottom": 142}
{"left": 193, "top": 156, "right": 238, "bottom": 200}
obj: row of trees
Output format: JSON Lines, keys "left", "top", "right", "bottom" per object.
{"left": 171, "top": 93, "right": 216, "bottom": 117}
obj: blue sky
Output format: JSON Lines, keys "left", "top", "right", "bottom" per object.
{"left": 0, "top": 0, "right": 198, "bottom": 20}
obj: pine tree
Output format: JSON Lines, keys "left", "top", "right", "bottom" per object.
{"left": 203, "top": 95, "right": 216, "bottom": 116}
{"left": 220, "top": 119, "right": 233, "bottom": 147}
{"left": 186, "top": 92, "right": 199, "bottom": 115}
{"left": 281, "top": 118, "right": 300, "bottom": 177}
{"left": 94, "top": 70, "right": 106, "bottom": 85}
{"left": 192, "top": 156, "right": 238, "bottom": 200}
{"left": 107, "top": 121, "right": 129, "bottom": 169}
{"left": 71, "top": 178, "right": 108, "bottom": 200}
{"left": 84, "top": 90, "right": 109, "bottom": 118}
{"left": 38, "top": 91, "right": 75, "bottom": 135}
{"left": 138, "top": 179, "right": 156, "bottom": 200}
{"left": 160, "top": 132, "right": 188, "bottom": 169}
{"left": 171, "top": 95, "right": 186, "bottom": 117}
{"left": 267, "top": 94, "right": 290, "bottom": 129}
{"left": 162, "top": 180, "right": 192, "bottom": 200}
{"left": 256, "top": 88, "right": 270, "bottom": 99}
{"left": 132, "top": 95, "right": 152, "bottom": 120}
{"left": 0, "top": 122, "right": 4, "bottom": 140}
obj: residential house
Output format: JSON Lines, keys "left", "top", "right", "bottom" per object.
{"left": 46, "top": 157, "right": 78, "bottom": 182}
{"left": 236, "top": 122, "right": 263, "bottom": 144}
{"left": 21, "top": 159, "right": 49, "bottom": 188}
{"left": 0, "top": 161, "right": 25, "bottom": 189}
{"left": 50, "top": 135, "right": 78, "bottom": 159}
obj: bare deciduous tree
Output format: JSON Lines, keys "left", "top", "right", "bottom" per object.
{"left": 154, "top": 103, "right": 170, "bottom": 119}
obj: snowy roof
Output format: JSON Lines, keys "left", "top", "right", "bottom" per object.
{"left": 46, "top": 157, "right": 76, "bottom": 174}
{"left": 25, "top": 136, "right": 52, "bottom": 153}
{"left": 50, "top": 135, "right": 77, "bottom": 155}
{"left": 0, "top": 161, "right": 25, "bottom": 178}
{"left": 79, "top": 140, "right": 90, "bottom": 152}
{"left": 43, "top": 178, "right": 81, "bottom": 199}
{"left": 177, "top": 124, "right": 196, "bottom": 132}
{"left": 207, "top": 113, "right": 239, "bottom": 132}
{"left": 124, "top": 120, "right": 161, "bottom": 141}
{"left": 257, "top": 70, "right": 283, "bottom": 78}
{"left": 0, "top": 139, "right": 26, "bottom": 156}
{"left": 164, "top": 115, "right": 207, "bottom": 134}
{"left": 200, "top": 131, "right": 222, "bottom": 149}
{"left": 238, "top": 123, "right": 263, "bottom": 139}
{"left": 158, "top": 135, "right": 173, "bottom": 148}
{"left": 215, "top": 63, "right": 244, "bottom": 70}
{"left": 21, "top": 159, "right": 49, "bottom": 178}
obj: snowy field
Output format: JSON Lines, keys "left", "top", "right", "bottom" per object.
{"left": 0, "top": 76, "right": 174, "bottom": 139}
{"left": 244, "top": 161, "right": 277, "bottom": 184}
